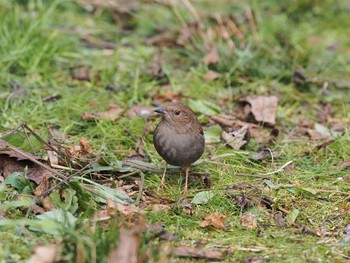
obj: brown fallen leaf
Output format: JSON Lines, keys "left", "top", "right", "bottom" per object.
{"left": 79, "top": 137, "right": 93, "bottom": 154}
{"left": 202, "top": 46, "right": 220, "bottom": 65}
{"left": 0, "top": 139, "right": 52, "bottom": 184}
{"left": 71, "top": 65, "right": 93, "bottom": 81}
{"left": 210, "top": 114, "right": 236, "bottom": 127}
{"left": 172, "top": 246, "right": 223, "bottom": 260}
{"left": 151, "top": 204, "right": 171, "bottom": 212}
{"left": 240, "top": 212, "right": 257, "bottom": 229}
{"left": 124, "top": 105, "right": 156, "bottom": 118}
{"left": 108, "top": 226, "right": 141, "bottom": 263}
{"left": 107, "top": 198, "right": 139, "bottom": 216}
{"left": 66, "top": 137, "right": 94, "bottom": 159}
{"left": 199, "top": 212, "right": 226, "bottom": 230}
{"left": 341, "top": 160, "right": 350, "bottom": 171}
{"left": 145, "top": 30, "right": 178, "bottom": 48}
{"left": 47, "top": 151, "right": 58, "bottom": 167}
{"left": 306, "top": 129, "right": 331, "bottom": 141}
{"left": 221, "top": 125, "right": 250, "bottom": 150}
{"left": 34, "top": 175, "right": 50, "bottom": 197}
{"left": 204, "top": 70, "right": 221, "bottom": 81}
{"left": 274, "top": 212, "right": 286, "bottom": 227}
{"left": 26, "top": 243, "right": 59, "bottom": 263}
{"left": 240, "top": 95, "right": 279, "bottom": 126}
{"left": 82, "top": 104, "right": 123, "bottom": 121}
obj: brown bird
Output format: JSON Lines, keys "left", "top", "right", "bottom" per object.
{"left": 153, "top": 102, "right": 205, "bottom": 193}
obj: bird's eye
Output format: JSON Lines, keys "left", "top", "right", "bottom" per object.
{"left": 174, "top": 110, "right": 181, "bottom": 115}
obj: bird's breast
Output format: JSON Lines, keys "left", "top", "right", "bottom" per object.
{"left": 153, "top": 124, "right": 205, "bottom": 167}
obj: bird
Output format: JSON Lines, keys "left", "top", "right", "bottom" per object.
{"left": 153, "top": 102, "right": 205, "bottom": 194}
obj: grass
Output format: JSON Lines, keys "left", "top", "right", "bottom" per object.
{"left": 1, "top": 0, "right": 350, "bottom": 262}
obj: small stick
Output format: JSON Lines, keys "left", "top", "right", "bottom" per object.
{"left": 23, "top": 123, "right": 68, "bottom": 161}
{"left": 6, "top": 143, "right": 67, "bottom": 182}
{"left": 0, "top": 121, "right": 24, "bottom": 139}
{"left": 260, "top": 160, "right": 293, "bottom": 176}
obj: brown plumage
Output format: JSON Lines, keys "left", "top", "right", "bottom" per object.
{"left": 153, "top": 102, "right": 205, "bottom": 193}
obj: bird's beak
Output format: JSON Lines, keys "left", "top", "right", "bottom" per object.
{"left": 154, "top": 108, "right": 165, "bottom": 114}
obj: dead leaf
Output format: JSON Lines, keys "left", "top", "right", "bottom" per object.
{"left": 26, "top": 243, "right": 58, "bottom": 263}
{"left": 306, "top": 129, "right": 331, "bottom": 141}
{"left": 0, "top": 139, "right": 52, "bottom": 184}
{"left": 221, "top": 125, "right": 250, "bottom": 150}
{"left": 145, "top": 31, "right": 178, "bottom": 48}
{"left": 210, "top": 114, "right": 235, "bottom": 127}
{"left": 124, "top": 105, "right": 155, "bottom": 118}
{"left": 107, "top": 198, "right": 139, "bottom": 216}
{"left": 199, "top": 212, "right": 226, "bottom": 230}
{"left": 145, "top": 223, "right": 178, "bottom": 241}
{"left": 250, "top": 147, "right": 275, "bottom": 161}
{"left": 178, "top": 198, "right": 195, "bottom": 215}
{"left": 47, "top": 151, "right": 58, "bottom": 166}
{"left": 226, "top": 183, "right": 252, "bottom": 191}
{"left": 240, "top": 95, "right": 279, "bottom": 126}
{"left": 172, "top": 246, "right": 223, "bottom": 260}
{"left": 34, "top": 175, "right": 50, "bottom": 196}
{"left": 202, "top": 46, "right": 220, "bottom": 65}
{"left": 151, "top": 204, "right": 171, "bottom": 212}
{"left": 317, "top": 103, "right": 334, "bottom": 123}
{"left": 108, "top": 226, "right": 141, "bottom": 263}
{"left": 79, "top": 137, "right": 93, "bottom": 154}
{"left": 71, "top": 65, "right": 93, "bottom": 81}
{"left": 274, "top": 212, "right": 286, "bottom": 227}
{"left": 204, "top": 70, "right": 221, "bottom": 81}
{"left": 82, "top": 104, "right": 123, "bottom": 121}
{"left": 66, "top": 137, "right": 94, "bottom": 160}
{"left": 341, "top": 161, "right": 350, "bottom": 171}
{"left": 240, "top": 212, "right": 257, "bottom": 229}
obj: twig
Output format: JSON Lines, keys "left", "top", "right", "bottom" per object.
{"left": 6, "top": 143, "right": 67, "bottom": 182}
{"left": 0, "top": 121, "right": 24, "bottom": 139}
{"left": 23, "top": 123, "right": 68, "bottom": 162}
{"left": 260, "top": 160, "right": 293, "bottom": 176}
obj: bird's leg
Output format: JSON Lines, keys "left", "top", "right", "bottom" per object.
{"left": 183, "top": 166, "right": 189, "bottom": 195}
{"left": 158, "top": 163, "right": 168, "bottom": 191}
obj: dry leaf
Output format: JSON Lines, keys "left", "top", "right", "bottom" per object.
{"left": 47, "top": 151, "right": 58, "bottom": 166}
{"left": 0, "top": 139, "right": 52, "bottom": 184}
{"left": 199, "top": 212, "right": 226, "bottom": 230}
{"left": 274, "top": 213, "right": 286, "bottom": 227}
{"left": 341, "top": 160, "right": 350, "bottom": 171}
{"left": 204, "top": 70, "right": 221, "bottom": 81}
{"left": 151, "top": 204, "right": 171, "bottom": 212}
{"left": 82, "top": 104, "right": 123, "bottom": 121}
{"left": 107, "top": 198, "right": 139, "bottom": 216}
{"left": 34, "top": 175, "right": 50, "bottom": 196}
{"left": 124, "top": 105, "right": 155, "bottom": 118}
{"left": 240, "top": 212, "right": 257, "bottom": 229}
{"left": 71, "top": 65, "right": 93, "bottom": 81}
{"left": 202, "top": 46, "right": 220, "bottom": 65}
{"left": 306, "top": 129, "right": 330, "bottom": 141}
{"left": 108, "top": 227, "right": 141, "bottom": 263}
{"left": 210, "top": 114, "right": 235, "bottom": 127}
{"left": 26, "top": 244, "right": 58, "bottom": 263}
{"left": 79, "top": 137, "right": 93, "bottom": 154}
{"left": 67, "top": 137, "right": 94, "bottom": 159}
{"left": 221, "top": 125, "right": 250, "bottom": 150}
{"left": 240, "top": 95, "right": 279, "bottom": 126}
{"left": 172, "top": 246, "right": 223, "bottom": 260}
